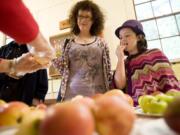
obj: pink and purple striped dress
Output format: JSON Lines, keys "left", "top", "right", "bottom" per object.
{"left": 125, "top": 49, "right": 180, "bottom": 106}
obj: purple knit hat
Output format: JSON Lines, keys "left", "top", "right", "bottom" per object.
{"left": 115, "top": 19, "right": 145, "bottom": 38}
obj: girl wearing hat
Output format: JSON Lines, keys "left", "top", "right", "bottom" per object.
{"left": 114, "top": 19, "right": 180, "bottom": 106}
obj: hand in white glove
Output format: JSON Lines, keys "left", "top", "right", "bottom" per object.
{"left": 28, "top": 32, "right": 55, "bottom": 65}
{"left": 14, "top": 52, "right": 49, "bottom": 74}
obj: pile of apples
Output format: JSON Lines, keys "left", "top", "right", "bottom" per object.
{"left": 0, "top": 89, "right": 136, "bottom": 135}
{"left": 138, "top": 89, "right": 180, "bottom": 115}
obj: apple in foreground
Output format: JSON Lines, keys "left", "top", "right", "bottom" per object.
{"left": 93, "top": 95, "right": 136, "bottom": 135}
{"left": 39, "top": 101, "right": 95, "bottom": 135}
{"left": 71, "top": 96, "right": 96, "bottom": 110}
{"left": 104, "top": 89, "right": 134, "bottom": 106}
{"left": 138, "top": 95, "right": 156, "bottom": 113}
{"left": 36, "top": 103, "right": 47, "bottom": 111}
{"left": 91, "top": 93, "right": 103, "bottom": 100}
{"left": 104, "top": 89, "right": 125, "bottom": 98}
{"left": 0, "top": 101, "right": 29, "bottom": 126}
{"left": 15, "top": 109, "right": 45, "bottom": 135}
{"left": 155, "top": 93, "right": 174, "bottom": 104}
{"left": 148, "top": 98, "right": 168, "bottom": 114}
{"left": 0, "top": 99, "right": 6, "bottom": 106}
{"left": 124, "top": 94, "right": 134, "bottom": 106}
{"left": 164, "top": 96, "right": 180, "bottom": 134}
{"left": 166, "top": 89, "right": 180, "bottom": 97}
{"left": 138, "top": 95, "right": 168, "bottom": 114}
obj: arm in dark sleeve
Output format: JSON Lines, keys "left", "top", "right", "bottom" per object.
{"left": 0, "top": 0, "right": 39, "bottom": 43}
{"left": 0, "top": 45, "right": 7, "bottom": 58}
{"left": 34, "top": 69, "right": 48, "bottom": 100}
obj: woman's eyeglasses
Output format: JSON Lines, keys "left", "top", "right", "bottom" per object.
{"left": 77, "top": 15, "right": 92, "bottom": 21}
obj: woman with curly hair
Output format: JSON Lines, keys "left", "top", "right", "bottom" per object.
{"left": 53, "top": 0, "right": 113, "bottom": 101}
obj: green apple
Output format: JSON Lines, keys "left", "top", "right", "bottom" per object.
{"left": 148, "top": 98, "right": 168, "bottom": 114}
{"left": 138, "top": 95, "right": 143, "bottom": 107}
{"left": 15, "top": 109, "right": 45, "bottom": 135}
{"left": 139, "top": 95, "right": 156, "bottom": 113}
{"left": 166, "top": 89, "right": 180, "bottom": 97}
{"left": 155, "top": 93, "right": 174, "bottom": 104}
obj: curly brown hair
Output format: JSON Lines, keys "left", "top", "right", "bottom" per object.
{"left": 69, "top": 0, "right": 104, "bottom": 36}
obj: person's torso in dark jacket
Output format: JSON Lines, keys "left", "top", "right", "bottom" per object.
{"left": 0, "top": 41, "right": 48, "bottom": 105}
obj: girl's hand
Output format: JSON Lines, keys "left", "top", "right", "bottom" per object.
{"left": 116, "top": 43, "right": 126, "bottom": 60}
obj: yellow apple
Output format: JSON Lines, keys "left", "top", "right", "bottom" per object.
{"left": 0, "top": 101, "right": 29, "bottom": 127}
{"left": 15, "top": 109, "right": 45, "bottom": 135}
{"left": 0, "top": 99, "right": 6, "bottom": 106}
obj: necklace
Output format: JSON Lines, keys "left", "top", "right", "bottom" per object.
{"left": 75, "top": 36, "right": 96, "bottom": 44}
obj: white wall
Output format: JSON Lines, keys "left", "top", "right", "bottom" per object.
{"left": 23, "top": 0, "right": 73, "bottom": 38}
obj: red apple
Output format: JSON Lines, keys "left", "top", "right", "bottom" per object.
{"left": 104, "top": 89, "right": 133, "bottom": 106}
{"left": 164, "top": 96, "right": 180, "bottom": 134}
{"left": 71, "top": 96, "right": 96, "bottom": 110}
{"left": 40, "top": 101, "right": 95, "bottom": 135}
{"left": 124, "top": 94, "right": 134, "bottom": 107}
{"left": 0, "top": 101, "right": 29, "bottom": 127}
{"left": 91, "top": 93, "right": 103, "bottom": 100}
{"left": 93, "top": 95, "right": 136, "bottom": 135}
{"left": 104, "top": 89, "right": 125, "bottom": 97}
{"left": 71, "top": 95, "right": 84, "bottom": 101}
{"left": 36, "top": 103, "right": 47, "bottom": 111}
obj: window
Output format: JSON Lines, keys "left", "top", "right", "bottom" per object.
{"left": 133, "top": 0, "right": 180, "bottom": 62}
